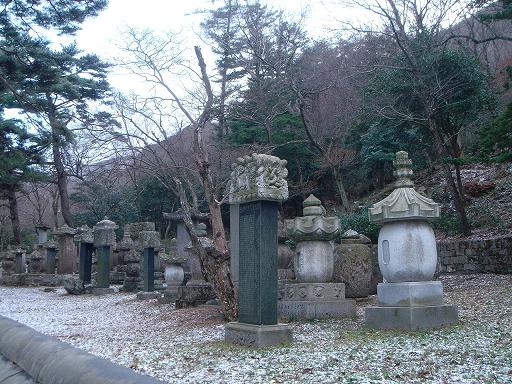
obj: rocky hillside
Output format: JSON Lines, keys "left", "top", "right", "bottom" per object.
{"left": 359, "top": 161, "right": 512, "bottom": 241}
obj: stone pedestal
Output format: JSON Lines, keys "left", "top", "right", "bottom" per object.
{"left": 54, "top": 225, "right": 76, "bottom": 274}
{"left": 278, "top": 282, "right": 355, "bottom": 319}
{"left": 121, "top": 249, "right": 141, "bottom": 292}
{"left": 225, "top": 323, "right": 293, "bottom": 348}
{"left": 225, "top": 154, "right": 292, "bottom": 347}
{"left": 365, "top": 151, "right": 458, "bottom": 330}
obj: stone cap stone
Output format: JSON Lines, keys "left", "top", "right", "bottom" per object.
{"left": 53, "top": 224, "right": 76, "bottom": 236}
{"left": 285, "top": 195, "right": 339, "bottom": 241}
{"left": 93, "top": 218, "right": 118, "bottom": 247}
{"left": 228, "top": 153, "right": 288, "bottom": 204}
{"left": 76, "top": 225, "right": 94, "bottom": 244}
{"left": 140, "top": 230, "right": 161, "bottom": 249}
{"left": 368, "top": 152, "right": 439, "bottom": 223}
{"left": 162, "top": 209, "right": 209, "bottom": 222}
{"left": 35, "top": 224, "right": 51, "bottom": 231}
{"left": 45, "top": 240, "right": 57, "bottom": 249}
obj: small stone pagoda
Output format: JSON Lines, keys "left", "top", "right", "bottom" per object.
{"left": 365, "top": 151, "right": 458, "bottom": 330}
{"left": 279, "top": 195, "right": 355, "bottom": 319}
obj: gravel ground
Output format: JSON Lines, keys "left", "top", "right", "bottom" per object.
{"left": 0, "top": 273, "right": 511, "bottom": 384}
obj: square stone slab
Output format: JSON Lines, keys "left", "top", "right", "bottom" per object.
{"left": 225, "top": 322, "right": 292, "bottom": 348}
{"left": 365, "top": 304, "right": 458, "bottom": 330}
{"left": 278, "top": 300, "right": 356, "bottom": 320}
{"left": 377, "top": 281, "right": 443, "bottom": 307}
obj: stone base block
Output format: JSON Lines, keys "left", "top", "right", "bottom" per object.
{"left": 136, "top": 291, "right": 159, "bottom": 300}
{"left": 122, "top": 277, "right": 140, "bottom": 292}
{"left": 225, "top": 322, "right": 292, "bottom": 348}
{"left": 377, "top": 281, "right": 443, "bottom": 306}
{"left": 110, "top": 271, "right": 125, "bottom": 284}
{"left": 365, "top": 304, "right": 458, "bottom": 330}
{"left": 176, "top": 284, "right": 216, "bottom": 308}
{"left": 91, "top": 287, "right": 114, "bottom": 296}
{"left": 278, "top": 282, "right": 346, "bottom": 301}
{"left": 157, "top": 289, "right": 178, "bottom": 304}
{"left": 279, "top": 300, "right": 356, "bottom": 320}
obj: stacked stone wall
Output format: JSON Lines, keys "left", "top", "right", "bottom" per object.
{"left": 437, "top": 237, "right": 512, "bottom": 274}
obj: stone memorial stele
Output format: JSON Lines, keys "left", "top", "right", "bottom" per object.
{"left": 35, "top": 224, "right": 50, "bottom": 246}
{"left": 225, "top": 153, "right": 293, "bottom": 348}
{"left": 162, "top": 210, "right": 208, "bottom": 280}
{"left": 14, "top": 248, "right": 24, "bottom": 274}
{"left": 279, "top": 195, "right": 355, "bottom": 319}
{"left": 77, "top": 225, "right": 94, "bottom": 284}
{"left": 365, "top": 151, "right": 458, "bottom": 330}
{"left": 54, "top": 225, "right": 76, "bottom": 274}
{"left": 45, "top": 240, "right": 57, "bottom": 274}
{"left": 136, "top": 230, "right": 161, "bottom": 300}
{"left": 177, "top": 223, "right": 216, "bottom": 307}
{"left": 93, "top": 217, "right": 117, "bottom": 294}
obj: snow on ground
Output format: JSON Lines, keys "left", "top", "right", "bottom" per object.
{"left": 0, "top": 273, "right": 511, "bottom": 383}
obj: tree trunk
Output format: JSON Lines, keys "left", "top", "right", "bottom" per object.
{"left": 428, "top": 119, "right": 471, "bottom": 236}
{"left": 331, "top": 165, "right": 351, "bottom": 213}
{"left": 175, "top": 178, "right": 237, "bottom": 321}
{"left": 52, "top": 143, "right": 74, "bottom": 227}
{"left": 7, "top": 186, "right": 21, "bottom": 246}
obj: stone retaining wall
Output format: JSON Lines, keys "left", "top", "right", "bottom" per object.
{"left": 437, "top": 237, "right": 512, "bottom": 274}
{"left": 0, "top": 316, "right": 165, "bottom": 384}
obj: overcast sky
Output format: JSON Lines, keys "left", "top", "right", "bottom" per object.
{"left": 72, "top": 0, "right": 360, "bottom": 92}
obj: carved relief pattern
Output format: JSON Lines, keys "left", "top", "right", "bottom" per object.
{"left": 229, "top": 153, "right": 289, "bottom": 204}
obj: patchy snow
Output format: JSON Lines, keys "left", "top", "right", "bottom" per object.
{"left": 0, "top": 273, "right": 511, "bottom": 383}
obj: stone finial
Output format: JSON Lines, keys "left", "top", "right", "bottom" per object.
{"left": 228, "top": 153, "right": 288, "bottom": 204}
{"left": 368, "top": 151, "right": 439, "bottom": 223}
{"left": 303, "top": 194, "right": 326, "bottom": 216}
{"left": 285, "top": 195, "right": 339, "bottom": 241}
{"left": 119, "top": 228, "right": 134, "bottom": 250}
{"left": 93, "top": 217, "right": 118, "bottom": 247}
{"left": 393, "top": 151, "right": 414, "bottom": 188}
{"left": 185, "top": 223, "right": 214, "bottom": 251}
{"left": 140, "top": 230, "right": 160, "bottom": 249}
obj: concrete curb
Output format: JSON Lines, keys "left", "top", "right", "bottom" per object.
{"left": 0, "top": 315, "right": 165, "bottom": 384}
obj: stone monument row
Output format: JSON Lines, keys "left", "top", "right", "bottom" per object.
{"left": 225, "top": 153, "right": 293, "bottom": 347}
{"left": 365, "top": 151, "right": 459, "bottom": 330}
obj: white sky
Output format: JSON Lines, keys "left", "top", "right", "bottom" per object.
{"left": 73, "top": 0, "right": 360, "bottom": 92}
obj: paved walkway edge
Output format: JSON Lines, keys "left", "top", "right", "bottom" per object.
{"left": 0, "top": 315, "right": 165, "bottom": 384}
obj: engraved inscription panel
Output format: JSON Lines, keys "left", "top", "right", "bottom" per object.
{"left": 238, "top": 202, "right": 260, "bottom": 324}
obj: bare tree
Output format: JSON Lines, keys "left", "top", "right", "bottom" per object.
{"left": 109, "top": 29, "right": 237, "bottom": 320}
